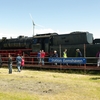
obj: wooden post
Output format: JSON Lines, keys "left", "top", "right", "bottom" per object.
{"left": 59, "top": 45, "right": 62, "bottom": 69}
{"left": 84, "top": 44, "right": 86, "bottom": 74}
{"left": 59, "top": 44, "right": 61, "bottom": 58}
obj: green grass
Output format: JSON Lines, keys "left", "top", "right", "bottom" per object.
{"left": 0, "top": 68, "right": 100, "bottom": 100}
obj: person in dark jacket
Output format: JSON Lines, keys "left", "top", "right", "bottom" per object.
{"left": 8, "top": 54, "right": 13, "bottom": 74}
{"left": 76, "top": 49, "right": 82, "bottom": 66}
{"left": 52, "top": 50, "right": 58, "bottom": 65}
{"left": 76, "top": 49, "right": 82, "bottom": 57}
{"left": 0, "top": 55, "right": 2, "bottom": 68}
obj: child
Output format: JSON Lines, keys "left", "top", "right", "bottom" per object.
{"left": 21, "top": 56, "right": 25, "bottom": 70}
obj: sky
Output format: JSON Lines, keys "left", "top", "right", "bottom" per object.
{"left": 0, "top": 0, "right": 100, "bottom": 39}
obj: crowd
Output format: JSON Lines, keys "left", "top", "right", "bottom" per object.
{"left": 0, "top": 48, "right": 100, "bottom": 74}
{"left": 8, "top": 53, "right": 25, "bottom": 74}
{"left": 37, "top": 48, "right": 82, "bottom": 66}
{"left": 37, "top": 48, "right": 100, "bottom": 67}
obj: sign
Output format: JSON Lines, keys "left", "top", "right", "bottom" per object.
{"left": 48, "top": 57, "right": 86, "bottom": 64}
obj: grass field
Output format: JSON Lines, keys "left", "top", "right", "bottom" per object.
{"left": 0, "top": 68, "right": 100, "bottom": 100}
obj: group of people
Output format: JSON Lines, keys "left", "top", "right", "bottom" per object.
{"left": 37, "top": 48, "right": 83, "bottom": 66}
{"left": 51, "top": 48, "right": 82, "bottom": 65}
{"left": 8, "top": 54, "right": 25, "bottom": 74}
{"left": 52, "top": 48, "right": 82, "bottom": 58}
{"left": 63, "top": 48, "right": 82, "bottom": 58}
{"left": 62, "top": 49, "right": 100, "bottom": 67}
{"left": 0, "top": 48, "right": 100, "bottom": 73}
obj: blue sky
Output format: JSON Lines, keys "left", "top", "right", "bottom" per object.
{"left": 0, "top": 0, "right": 100, "bottom": 39}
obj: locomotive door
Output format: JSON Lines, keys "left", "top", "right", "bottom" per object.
{"left": 41, "top": 38, "right": 49, "bottom": 52}
{"left": 33, "top": 37, "right": 49, "bottom": 52}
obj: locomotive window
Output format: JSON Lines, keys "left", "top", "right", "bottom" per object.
{"left": 61, "top": 37, "right": 66, "bottom": 39}
{"left": 44, "top": 38, "right": 49, "bottom": 43}
{"left": 65, "top": 40, "right": 69, "bottom": 43}
{"left": 33, "top": 38, "right": 37, "bottom": 44}
{"left": 37, "top": 39, "right": 41, "bottom": 43}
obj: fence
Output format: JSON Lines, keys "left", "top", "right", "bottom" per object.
{"left": 1, "top": 56, "right": 98, "bottom": 66}
{"left": 1, "top": 56, "right": 100, "bottom": 71}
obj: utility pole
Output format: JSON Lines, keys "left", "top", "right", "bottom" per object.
{"left": 29, "top": 13, "right": 35, "bottom": 37}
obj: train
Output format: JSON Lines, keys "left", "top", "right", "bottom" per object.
{"left": 0, "top": 31, "right": 100, "bottom": 65}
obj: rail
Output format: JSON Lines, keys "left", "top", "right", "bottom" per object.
{"left": 1, "top": 56, "right": 100, "bottom": 71}
{"left": 0, "top": 56, "right": 98, "bottom": 64}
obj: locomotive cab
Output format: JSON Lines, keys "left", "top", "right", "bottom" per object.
{"left": 32, "top": 33, "right": 58, "bottom": 52}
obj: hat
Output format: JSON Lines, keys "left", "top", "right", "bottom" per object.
{"left": 76, "top": 49, "right": 79, "bottom": 51}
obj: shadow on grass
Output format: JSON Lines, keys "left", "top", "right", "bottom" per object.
{"left": 13, "top": 67, "right": 100, "bottom": 75}
{"left": 90, "top": 77, "right": 100, "bottom": 80}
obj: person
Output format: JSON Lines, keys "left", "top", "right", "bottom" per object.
{"left": 63, "top": 49, "right": 67, "bottom": 58}
{"left": 76, "top": 49, "right": 82, "bottom": 66}
{"left": 96, "top": 51, "right": 100, "bottom": 67}
{"left": 52, "top": 50, "right": 58, "bottom": 65}
{"left": 0, "top": 55, "right": 2, "bottom": 68}
{"left": 41, "top": 50, "right": 45, "bottom": 65}
{"left": 76, "top": 49, "right": 82, "bottom": 57}
{"left": 37, "top": 50, "right": 41, "bottom": 64}
{"left": 63, "top": 49, "right": 68, "bottom": 65}
{"left": 16, "top": 54, "right": 22, "bottom": 72}
{"left": 21, "top": 56, "right": 25, "bottom": 70}
{"left": 8, "top": 54, "right": 13, "bottom": 74}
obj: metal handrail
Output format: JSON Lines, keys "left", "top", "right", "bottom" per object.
{"left": 1, "top": 56, "right": 98, "bottom": 66}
